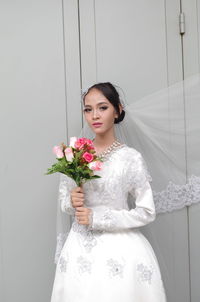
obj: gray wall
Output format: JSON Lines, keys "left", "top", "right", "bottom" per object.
{"left": 0, "top": 1, "right": 82, "bottom": 301}
{"left": 0, "top": 0, "right": 200, "bottom": 301}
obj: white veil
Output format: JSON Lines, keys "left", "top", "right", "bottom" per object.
{"left": 54, "top": 73, "right": 200, "bottom": 298}
{"left": 78, "top": 73, "right": 200, "bottom": 208}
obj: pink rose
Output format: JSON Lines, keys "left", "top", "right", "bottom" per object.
{"left": 85, "top": 138, "right": 95, "bottom": 149}
{"left": 52, "top": 145, "right": 64, "bottom": 158}
{"left": 64, "top": 147, "right": 74, "bottom": 162}
{"left": 82, "top": 152, "right": 94, "bottom": 162}
{"left": 75, "top": 137, "right": 87, "bottom": 150}
{"left": 88, "top": 160, "right": 103, "bottom": 171}
{"left": 69, "top": 137, "right": 77, "bottom": 148}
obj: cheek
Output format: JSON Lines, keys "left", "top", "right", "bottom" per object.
{"left": 83, "top": 113, "right": 91, "bottom": 122}
{"left": 104, "top": 110, "right": 115, "bottom": 123}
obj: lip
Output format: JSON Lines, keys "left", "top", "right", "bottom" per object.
{"left": 92, "top": 123, "right": 103, "bottom": 127}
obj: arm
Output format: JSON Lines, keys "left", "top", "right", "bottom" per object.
{"left": 88, "top": 152, "right": 156, "bottom": 231}
{"left": 58, "top": 173, "right": 76, "bottom": 215}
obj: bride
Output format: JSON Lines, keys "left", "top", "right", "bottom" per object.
{"left": 50, "top": 82, "right": 167, "bottom": 301}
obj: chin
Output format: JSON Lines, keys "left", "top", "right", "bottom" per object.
{"left": 92, "top": 127, "right": 106, "bottom": 134}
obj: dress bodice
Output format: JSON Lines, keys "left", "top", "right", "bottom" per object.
{"left": 55, "top": 145, "right": 156, "bottom": 262}
{"left": 83, "top": 144, "right": 129, "bottom": 210}
{"left": 83, "top": 145, "right": 152, "bottom": 210}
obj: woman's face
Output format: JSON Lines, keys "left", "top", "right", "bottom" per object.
{"left": 83, "top": 88, "right": 120, "bottom": 135}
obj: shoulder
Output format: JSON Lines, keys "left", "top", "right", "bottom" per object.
{"left": 123, "top": 145, "right": 151, "bottom": 174}
{"left": 122, "top": 146, "right": 153, "bottom": 186}
{"left": 121, "top": 145, "right": 144, "bottom": 161}
{"left": 116, "top": 145, "right": 147, "bottom": 171}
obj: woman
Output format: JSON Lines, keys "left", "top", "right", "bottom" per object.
{"left": 50, "top": 82, "right": 167, "bottom": 301}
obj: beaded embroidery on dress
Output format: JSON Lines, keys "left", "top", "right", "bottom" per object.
{"left": 50, "top": 144, "right": 167, "bottom": 302}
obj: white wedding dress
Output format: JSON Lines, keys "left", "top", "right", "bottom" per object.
{"left": 50, "top": 144, "right": 167, "bottom": 302}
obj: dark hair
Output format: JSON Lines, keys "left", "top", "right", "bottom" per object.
{"left": 82, "top": 82, "right": 125, "bottom": 124}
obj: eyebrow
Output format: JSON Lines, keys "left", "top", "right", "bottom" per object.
{"left": 84, "top": 102, "right": 109, "bottom": 107}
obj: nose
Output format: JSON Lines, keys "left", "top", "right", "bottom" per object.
{"left": 92, "top": 108, "right": 100, "bottom": 119}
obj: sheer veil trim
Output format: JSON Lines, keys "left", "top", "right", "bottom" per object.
{"left": 153, "top": 174, "right": 200, "bottom": 213}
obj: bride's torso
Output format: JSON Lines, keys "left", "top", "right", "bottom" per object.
{"left": 82, "top": 144, "right": 137, "bottom": 210}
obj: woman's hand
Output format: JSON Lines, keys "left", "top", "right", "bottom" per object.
{"left": 75, "top": 207, "right": 92, "bottom": 226}
{"left": 70, "top": 186, "right": 84, "bottom": 209}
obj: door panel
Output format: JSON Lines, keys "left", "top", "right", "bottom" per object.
{"left": 78, "top": 1, "right": 190, "bottom": 301}
{"left": 181, "top": 0, "right": 200, "bottom": 301}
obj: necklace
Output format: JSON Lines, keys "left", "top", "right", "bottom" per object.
{"left": 92, "top": 139, "right": 124, "bottom": 159}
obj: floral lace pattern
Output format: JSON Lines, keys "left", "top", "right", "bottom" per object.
{"left": 59, "top": 174, "right": 75, "bottom": 215}
{"left": 153, "top": 174, "right": 200, "bottom": 213}
{"left": 77, "top": 256, "right": 92, "bottom": 275}
{"left": 91, "top": 207, "right": 117, "bottom": 231}
{"left": 54, "top": 232, "right": 69, "bottom": 264}
{"left": 136, "top": 262, "right": 154, "bottom": 284}
{"left": 127, "top": 152, "right": 153, "bottom": 191}
{"left": 106, "top": 258, "right": 125, "bottom": 278}
{"left": 72, "top": 219, "right": 104, "bottom": 252}
{"left": 59, "top": 255, "right": 68, "bottom": 273}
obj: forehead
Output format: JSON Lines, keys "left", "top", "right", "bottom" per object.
{"left": 84, "top": 88, "right": 109, "bottom": 106}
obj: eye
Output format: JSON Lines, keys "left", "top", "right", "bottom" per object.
{"left": 83, "top": 106, "right": 108, "bottom": 112}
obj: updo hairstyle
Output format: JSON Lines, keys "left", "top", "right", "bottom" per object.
{"left": 82, "top": 82, "right": 125, "bottom": 124}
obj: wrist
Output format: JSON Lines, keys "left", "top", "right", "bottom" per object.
{"left": 87, "top": 209, "right": 93, "bottom": 230}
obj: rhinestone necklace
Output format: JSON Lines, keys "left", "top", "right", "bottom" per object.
{"left": 92, "top": 139, "right": 125, "bottom": 159}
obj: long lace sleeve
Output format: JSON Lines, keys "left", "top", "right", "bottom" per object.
{"left": 88, "top": 152, "right": 156, "bottom": 231}
{"left": 58, "top": 173, "right": 76, "bottom": 215}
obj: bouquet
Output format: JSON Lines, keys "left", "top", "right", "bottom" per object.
{"left": 44, "top": 137, "right": 103, "bottom": 186}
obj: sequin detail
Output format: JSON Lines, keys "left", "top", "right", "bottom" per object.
{"left": 136, "top": 262, "right": 154, "bottom": 284}
{"left": 97, "top": 143, "right": 126, "bottom": 161}
{"left": 77, "top": 256, "right": 92, "bottom": 274}
{"left": 106, "top": 258, "right": 125, "bottom": 278}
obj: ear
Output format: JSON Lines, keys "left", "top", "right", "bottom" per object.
{"left": 115, "top": 104, "right": 123, "bottom": 118}
{"left": 119, "top": 104, "right": 123, "bottom": 115}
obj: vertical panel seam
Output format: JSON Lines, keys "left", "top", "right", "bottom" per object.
{"left": 93, "top": 0, "right": 98, "bottom": 81}
{"left": 180, "top": 1, "right": 191, "bottom": 301}
{"left": 195, "top": 0, "right": 200, "bottom": 71}
{"left": 78, "top": 0, "right": 84, "bottom": 127}
{"left": 61, "top": 0, "right": 69, "bottom": 140}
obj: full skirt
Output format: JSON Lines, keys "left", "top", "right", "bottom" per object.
{"left": 51, "top": 221, "right": 167, "bottom": 302}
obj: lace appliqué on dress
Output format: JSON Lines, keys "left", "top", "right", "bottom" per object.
{"left": 127, "top": 152, "right": 152, "bottom": 192}
{"left": 72, "top": 219, "right": 103, "bottom": 252}
{"left": 106, "top": 258, "right": 125, "bottom": 278}
{"left": 77, "top": 256, "right": 92, "bottom": 274}
{"left": 59, "top": 254, "right": 69, "bottom": 273}
{"left": 54, "top": 232, "right": 69, "bottom": 264}
{"left": 92, "top": 207, "right": 117, "bottom": 231}
{"left": 59, "top": 174, "right": 75, "bottom": 215}
{"left": 136, "top": 262, "right": 154, "bottom": 284}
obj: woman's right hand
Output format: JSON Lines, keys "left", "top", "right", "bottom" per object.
{"left": 70, "top": 186, "right": 84, "bottom": 209}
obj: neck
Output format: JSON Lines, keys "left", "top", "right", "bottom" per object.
{"left": 92, "top": 132, "right": 117, "bottom": 148}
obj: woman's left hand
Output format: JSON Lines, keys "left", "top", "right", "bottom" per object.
{"left": 75, "top": 207, "right": 92, "bottom": 225}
